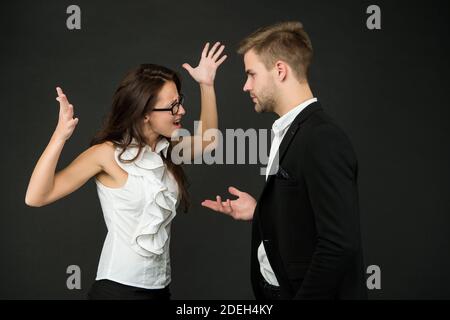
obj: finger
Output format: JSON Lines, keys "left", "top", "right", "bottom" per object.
{"left": 56, "top": 92, "right": 66, "bottom": 101}
{"left": 70, "top": 117, "right": 79, "bottom": 126}
{"left": 56, "top": 93, "right": 70, "bottom": 107}
{"left": 56, "top": 87, "right": 63, "bottom": 97}
{"left": 216, "top": 55, "right": 227, "bottom": 66}
{"left": 201, "top": 42, "right": 210, "bottom": 58}
{"left": 220, "top": 199, "right": 232, "bottom": 214}
{"left": 182, "top": 63, "right": 194, "bottom": 74}
{"left": 212, "top": 45, "right": 225, "bottom": 61}
{"left": 228, "top": 199, "right": 238, "bottom": 218}
{"left": 208, "top": 42, "right": 221, "bottom": 58}
{"left": 201, "top": 200, "right": 221, "bottom": 211}
{"left": 228, "top": 186, "right": 242, "bottom": 197}
{"left": 224, "top": 199, "right": 233, "bottom": 214}
{"left": 202, "top": 199, "right": 230, "bottom": 215}
{"left": 216, "top": 195, "right": 224, "bottom": 212}
{"left": 56, "top": 95, "right": 70, "bottom": 117}
{"left": 66, "top": 104, "right": 74, "bottom": 117}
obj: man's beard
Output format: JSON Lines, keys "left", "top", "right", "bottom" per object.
{"left": 254, "top": 90, "right": 277, "bottom": 113}
{"left": 255, "top": 84, "right": 277, "bottom": 113}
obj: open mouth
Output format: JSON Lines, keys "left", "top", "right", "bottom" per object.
{"left": 173, "top": 119, "right": 182, "bottom": 127}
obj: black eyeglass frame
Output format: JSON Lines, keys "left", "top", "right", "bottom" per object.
{"left": 152, "top": 94, "right": 185, "bottom": 115}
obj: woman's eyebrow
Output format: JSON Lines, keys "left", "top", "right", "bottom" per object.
{"left": 169, "top": 96, "right": 179, "bottom": 104}
{"left": 161, "top": 96, "right": 178, "bottom": 106}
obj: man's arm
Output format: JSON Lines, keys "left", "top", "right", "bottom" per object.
{"left": 295, "top": 124, "right": 361, "bottom": 299}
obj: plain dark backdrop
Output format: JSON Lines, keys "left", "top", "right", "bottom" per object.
{"left": 1, "top": 0, "right": 449, "bottom": 299}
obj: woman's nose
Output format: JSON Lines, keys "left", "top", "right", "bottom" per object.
{"left": 178, "top": 104, "right": 186, "bottom": 115}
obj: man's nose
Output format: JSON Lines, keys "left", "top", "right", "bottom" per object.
{"left": 243, "top": 79, "right": 251, "bottom": 92}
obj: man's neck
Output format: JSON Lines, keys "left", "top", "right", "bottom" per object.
{"left": 274, "top": 82, "right": 314, "bottom": 117}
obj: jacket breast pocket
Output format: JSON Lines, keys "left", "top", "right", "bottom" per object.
{"left": 274, "top": 166, "right": 298, "bottom": 186}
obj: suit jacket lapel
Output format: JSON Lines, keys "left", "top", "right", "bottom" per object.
{"left": 255, "top": 101, "right": 323, "bottom": 239}
{"left": 263, "top": 101, "right": 323, "bottom": 190}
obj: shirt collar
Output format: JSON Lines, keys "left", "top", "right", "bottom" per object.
{"left": 127, "top": 136, "right": 170, "bottom": 158}
{"left": 145, "top": 137, "right": 170, "bottom": 158}
{"left": 272, "top": 97, "right": 318, "bottom": 134}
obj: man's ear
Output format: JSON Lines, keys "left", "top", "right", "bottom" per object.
{"left": 275, "top": 61, "right": 288, "bottom": 82}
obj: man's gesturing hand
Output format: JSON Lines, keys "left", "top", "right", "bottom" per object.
{"left": 201, "top": 186, "right": 256, "bottom": 221}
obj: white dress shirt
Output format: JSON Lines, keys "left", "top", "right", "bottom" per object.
{"left": 258, "top": 97, "right": 318, "bottom": 286}
{"left": 95, "top": 138, "right": 179, "bottom": 289}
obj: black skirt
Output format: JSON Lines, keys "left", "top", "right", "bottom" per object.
{"left": 87, "top": 279, "right": 171, "bottom": 300}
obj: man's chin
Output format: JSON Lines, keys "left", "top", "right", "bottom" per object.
{"left": 254, "top": 103, "right": 264, "bottom": 113}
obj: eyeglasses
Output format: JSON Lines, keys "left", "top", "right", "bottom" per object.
{"left": 152, "top": 94, "right": 185, "bottom": 115}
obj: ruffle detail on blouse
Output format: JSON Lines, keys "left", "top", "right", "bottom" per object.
{"left": 114, "top": 138, "right": 178, "bottom": 257}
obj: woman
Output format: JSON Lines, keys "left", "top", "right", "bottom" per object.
{"left": 25, "top": 42, "right": 227, "bottom": 299}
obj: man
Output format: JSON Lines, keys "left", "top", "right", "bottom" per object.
{"left": 201, "top": 21, "right": 367, "bottom": 300}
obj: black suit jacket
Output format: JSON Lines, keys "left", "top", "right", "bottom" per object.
{"left": 251, "top": 101, "right": 367, "bottom": 300}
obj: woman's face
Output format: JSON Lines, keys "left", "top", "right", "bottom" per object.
{"left": 144, "top": 81, "right": 186, "bottom": 140}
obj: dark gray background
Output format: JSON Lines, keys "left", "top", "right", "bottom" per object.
{"left": 1, "top": 0, "right": 449, "bottom": 299}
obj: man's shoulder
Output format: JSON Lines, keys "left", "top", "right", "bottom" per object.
{"left": 293, "top": 106, "right": 335, "bottom": 139}
{"left": 304, "top": 106, "right": 335, "bottom": 127}
{"left": 294, "top": 108, "right": 355, "bottom": 151}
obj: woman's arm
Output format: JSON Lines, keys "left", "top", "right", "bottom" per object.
{"left": 25, "top": 88, "right": 103, "bottom": 207}
{"left": 196, "top": 83, "right": 218, "bottom": 149}
{"left": 179, "top": 42, "right": 227, "bottom": 160}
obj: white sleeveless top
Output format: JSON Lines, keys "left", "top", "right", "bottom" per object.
{"left": 94, "top": 138, "right": 179, "bottom": 289}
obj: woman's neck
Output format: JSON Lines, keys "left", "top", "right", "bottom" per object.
{"left": 146, "top": 134, "right": 161, "bottom": 151}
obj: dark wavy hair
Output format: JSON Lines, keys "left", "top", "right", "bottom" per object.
{"left": 90, "top": 64, "right": 189, "bottom": 212}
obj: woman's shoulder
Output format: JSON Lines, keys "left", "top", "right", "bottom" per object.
{"left": 87, "top": 141, "right": 118, "bottom": 166}
{"left": 89, "top": 141, "right": 115, "bottom": 154}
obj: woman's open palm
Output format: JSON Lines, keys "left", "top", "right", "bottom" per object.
{"left": 182, "top": 42, "right": 227, "bottom": 86}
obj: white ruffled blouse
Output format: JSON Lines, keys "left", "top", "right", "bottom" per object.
{"left": 94, "top": 138, "right": 179, "bottom": 289}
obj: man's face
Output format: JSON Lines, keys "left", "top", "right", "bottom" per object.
{"left": 243, "top": 49, "right": 277, "bottom": 113}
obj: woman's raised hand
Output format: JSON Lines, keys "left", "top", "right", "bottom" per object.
{"left": 182, "top": 42, "right": 227, "bottom": 86}
{"left": 54, "top": 87, "right": 79, "bottom": 142}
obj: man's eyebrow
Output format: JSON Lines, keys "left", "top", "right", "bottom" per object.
{"left": 246, "top": 69, "right": 255, "bottom": 75}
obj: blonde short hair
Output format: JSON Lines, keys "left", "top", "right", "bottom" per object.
{"left": 237, "top": 21, "right": 313, "bottom": 81}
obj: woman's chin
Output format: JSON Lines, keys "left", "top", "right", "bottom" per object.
{"left": 164, "top": 127, "right": 183, "bottom": 139}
